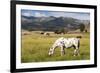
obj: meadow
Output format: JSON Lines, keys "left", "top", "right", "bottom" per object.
{"left": 21, "top": 31, "right": 90, "bottom": 63}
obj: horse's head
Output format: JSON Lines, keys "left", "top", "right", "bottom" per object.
{"left": 48, "top": 48, "right": 54, "bottom": 56}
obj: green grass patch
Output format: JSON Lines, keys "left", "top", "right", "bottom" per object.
{"left": 21, "top": 32, "right": 90, "bottom": 63}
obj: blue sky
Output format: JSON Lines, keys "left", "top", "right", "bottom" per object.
{"left": 21, "top": 9, "right": 90, "bottom": 20}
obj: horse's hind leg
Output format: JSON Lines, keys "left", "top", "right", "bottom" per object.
{"left": 73, "top": 40, "right": 80, "bottom": 56}
{"left": 74, "top": 46, "right": 80, "bottom": 56}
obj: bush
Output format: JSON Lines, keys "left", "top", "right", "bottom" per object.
{"left": 85, "top": 29, "right": 88, "bottom": 33}
{"left": 54, "top": 28, "right": 68, "bottom": 34}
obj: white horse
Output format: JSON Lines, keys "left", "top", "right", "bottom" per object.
{"left": 48, "top": 37, "right": 81, "bottom": 56}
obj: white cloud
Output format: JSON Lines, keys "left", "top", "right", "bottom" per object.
{"left": 49, "top": 12, "right": 90, "bottom": 20}
{"left": 34, "top": 12, "right": 46, "bottom": 17}
{"left": 22, "top": 10, "right": 90, "bottom": 20}
{"left": 22, "top": 12, "right": 32, "bottom": 17}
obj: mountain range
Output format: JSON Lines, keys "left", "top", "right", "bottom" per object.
{"left": 21, "top": 15, "right": 90, "bottom": 31}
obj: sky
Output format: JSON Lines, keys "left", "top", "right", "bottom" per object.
{"left": 21, "top": 9, "right": 90, "bottom": 20}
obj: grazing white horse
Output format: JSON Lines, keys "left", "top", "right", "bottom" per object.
{"left": 48, "top": 37, "right": 80, "bottom": 56}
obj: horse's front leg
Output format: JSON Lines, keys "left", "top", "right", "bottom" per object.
{"left": 60, "top": 46, "right": 65, "bottom": 56}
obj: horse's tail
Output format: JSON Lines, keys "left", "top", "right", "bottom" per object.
{"left": 78, "top": 39, "right": 80, "bottom": 49}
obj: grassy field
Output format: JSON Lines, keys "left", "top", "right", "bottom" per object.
{"left": 21, "top": 31, "right": 90, "bottom": 63}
